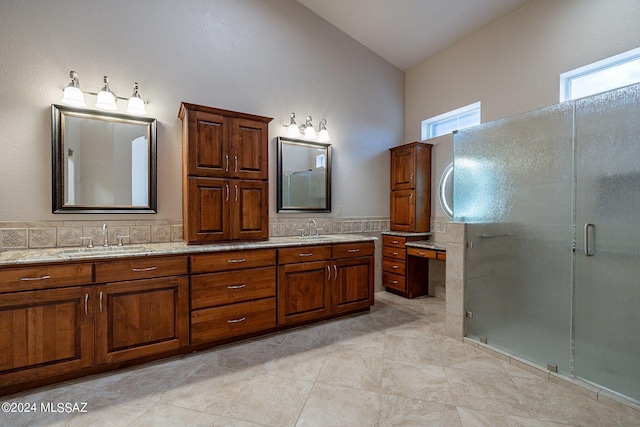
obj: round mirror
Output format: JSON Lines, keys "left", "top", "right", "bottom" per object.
{"left": 439, "top": 162, "right": 454, "bottom": 219}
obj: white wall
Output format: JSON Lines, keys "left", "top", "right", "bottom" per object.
{"left": 406, "top": 0, "right": 640, "bottom": 218}
{"left": 0, "top": 0, "right": 403, "bottom": 222}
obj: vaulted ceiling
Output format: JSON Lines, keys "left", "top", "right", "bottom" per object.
{"left": 297, "top": 0, "right": 532, "bottom": 70}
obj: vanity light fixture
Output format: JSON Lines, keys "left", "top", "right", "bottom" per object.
{"left": 283, "top": 112, "right": 330, "bottom": 141}
{"left": 95, "top": 76, "right": 117, "bottom": 111}
{"left": 61, "top": 71, "right": 86, "bottom": 107}
{"left": 60, "top": 71, "right": 148, "bottom": 115}
{"left": 126, "top": 82, "right": 147, "bottom": 115}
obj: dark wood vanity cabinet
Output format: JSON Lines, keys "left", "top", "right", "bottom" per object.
{"left": 93, "top": 256, "right": 189, "bottom": 365}
{"left": 0, "top": 283, "right": 94, "bottom": 388}
{"left": 186, "top": 177, "right": 268, "bottom": 243}
{"left": 179, "top": 103, "right": 272, "bottom": 244}
{"left": 382, "top": 234, "right": 430, "bottom": 299}
{"left": 277, "top": 242, "right": 374, "bottom": 325}
{"left": 190, "top": 249, "right": 277, "bottom": 345}
{"left": 389, "top": 142, "right": 432, "bottom": 232}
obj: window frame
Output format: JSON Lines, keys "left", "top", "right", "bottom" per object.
{"left": 560, "top": 46, "right": 640, "bottom": 102}
{"left": 421, "top": 101, "right": 481, "bottom": 141}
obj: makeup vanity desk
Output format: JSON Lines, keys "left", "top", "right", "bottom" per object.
{"left": 382, "top": 232, "right": 446, "bottom": 299}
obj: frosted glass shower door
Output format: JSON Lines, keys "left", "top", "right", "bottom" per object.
{"left": 574, "top": 84, "right": 640, "bottom": 401}
{"left": 455, "top": 103, "right": 574, "bottom": 373}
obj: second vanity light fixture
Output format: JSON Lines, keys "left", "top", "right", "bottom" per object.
{"left": 285, "top": 113, "right": 330, "bottom": 142}
{"left": 61, "top": 71, "right": 147, "bottom": 115}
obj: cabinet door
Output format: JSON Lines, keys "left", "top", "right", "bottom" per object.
{"left": 0, "top": 287, "right": 93, "bottom": 387}
{"left": 390, "top": 190, "right": 416, "bottom": 231}
{"left": 231, "top": 180, "right": 269, "bottom": 240}
{"left": 332, "top": 256, "right": 374, "bottom": 314}
{"left": 185, "top": 110, "right": 229, "bottom": 178}
{"left": 95, "top": 276, "right": 188, "bottom": 365}
{"left": 230, "top": 118, "right": 268, "bottom": 180}
{"left": 390, "top": 145, "right": 416, "bottom": 190}
{"left": 278, "top": 261, "right": 330, "bottom": 325}
{"left": 185, "top": 176, "right": 231, "bottom": 243}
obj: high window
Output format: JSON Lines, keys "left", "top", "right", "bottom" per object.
{"left": 421, "top": 102, "right": 481, "bottom": 140}
{"left": 560, "top": 47, "right": 640, "bottom": 102}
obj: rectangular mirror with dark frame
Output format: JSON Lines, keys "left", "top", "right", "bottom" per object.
{"left": 277, "top": 137, "right": 331, "bottom": 212}
{"left": 51, "top": 104, "right": 157, "bottom": 213}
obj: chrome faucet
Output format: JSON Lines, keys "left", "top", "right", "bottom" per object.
{"left": 102, "top": 224, "right": 109, "bottom": 247}
{"left": 309, "top": 220, "right": 318, "bottom": 237}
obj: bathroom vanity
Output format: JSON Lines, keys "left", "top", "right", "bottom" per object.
{"left": 0, "top": 235, "right": 374, "bottom": 395}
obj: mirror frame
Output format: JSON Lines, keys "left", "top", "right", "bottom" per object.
{"left": 51, "top": 104, "right": 157, "bottom": 214}
{"left": 439, "top": 162, "right": 454, "bottom": 219}
{"left": 277, "top": 136, "right": 331, "bottom": 213}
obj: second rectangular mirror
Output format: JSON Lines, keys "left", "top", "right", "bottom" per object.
{"left": 277, "top": 137, "right": 331, "bottom": 212}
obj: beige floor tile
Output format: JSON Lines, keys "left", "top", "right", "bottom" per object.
{"left": 511, "top": 376, "right": 640, "bottom": 426}
{"left": 379, "top": 394, "right": 462, "bottom": 427}
{"left": 129, "top": 403, "right": 218, "bottom": 426}
{"left": 316, "top": 351, "right": 384, "bottom": 392}
{"left": 296, "top": 383, "right": 381, "bottom": 427}
{"left": 457, "top": 406, "right": 544, "bottom": 427}
{"left": 157, "top": 364, "right": 255, "bottom": 415}
{"left": 221, "top": 374, "right": 313, "bottom": 426}
{"left": 383, "top": 334, "right": 443, "bottom": 366}
{"left": 5, "top": 292, "right": 639, "bottom": 426}
{"left": 437, "top": 337, "right": 506, "bottom": 374}
{"left": 382, "top": 359, "right": 454, "bottom": 404}
{"left": 332, "top": 329, "right": 387, "bottom": 357}
{"left": 445, "top": 367, "right": 537, "bottom": 419}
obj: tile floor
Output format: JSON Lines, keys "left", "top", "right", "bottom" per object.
{"left": 2, "top": 292, "right": 639, "bottom": 426}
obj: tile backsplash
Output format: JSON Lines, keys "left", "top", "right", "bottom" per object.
{"left": 0, "top": 220, "right": 184, "bottom": 250}
{"left": 0, "top": 216, "right": 450, "bottom": 250}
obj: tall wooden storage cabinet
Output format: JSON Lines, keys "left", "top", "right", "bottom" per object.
{"left": 179, "top": 103, "right": 273, "bottom": 244}
{"left": 389, "top": 142, "right": 433, "bottom": 232}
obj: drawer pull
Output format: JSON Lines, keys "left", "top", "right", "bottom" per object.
{"left": 392, "top": 240, "right": 399, "bottom": 244}
{"left": 227, "top": 317, "right": 246, "bottom": 324}
{"left": 19, "top": 275, "right": 51, "bottom": 281}
{"left": 348, "top": 249, "right": 360, "bottom": 253}
{"left": 298, "top": 253, "right": 314, "bottom": 257}
{"left": 392, "top": 252, "right": 399, "bottom": 255}
{"left": 132, "top": 266, "right": 157, "bottom": 272}
{"left": 227, "top": 259, "right": 246, "bottom": 263}
{"left": 392, "top": 265, "right": 399, "bottom": 269}
{"left": 389, "top": 280, "right": 398, "bottom": 285}
{"left": 417, "top": 252, "right": 426, "bottom": 256}
{"left": 227, "top": 284, "right": 246, "bottom": 289}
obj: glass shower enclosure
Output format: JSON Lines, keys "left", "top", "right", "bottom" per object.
{"left": 454, "top": 83, "right": 640, "bottom": 402}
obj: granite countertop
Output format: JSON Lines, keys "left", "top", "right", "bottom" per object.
{"left": 0, "top": 234, "right": 377, "bottom": 267}
{"left": 382, "top": 231, "right": 432, "bottom": 238}
{"left": 405, "top": 240, "right": 446, "bottom": 251}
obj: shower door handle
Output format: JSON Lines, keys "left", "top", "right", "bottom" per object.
{"left": 584, "top": 223, "right": 594, "bottom": 256}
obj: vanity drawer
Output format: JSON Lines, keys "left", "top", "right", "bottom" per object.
{"left": 0, "top": 263, "right": 93, "bottom": 293}
{"left": 278, "top": 245, "right": 331, "bottom": 264}
{"left": 382, "top": 235, "right": 406, "bottom": 248}
{"left": 407, "top": 247, "right": 446, "bottom": 261}
{"left": 191, "top": 267, "right": 276, "bottom": 309}
{"left": 95, "top": 256, "right": 188, "bottom": 283}
{"left": 382, "top": 258, "right": 406, "bottom": 276}
{"left": 382, "top": 271, "right": 405, "bottom": 292}
{"left": 190, "top": 249, "right": 276, "bottom": 274}
{"left": 190, "top": 297, "right": 276, "bottom": 344}
{"left": 332, "top": 242, "right": 374, "bottom": 259}
{"left": 382, "top": 246, "right": 405, "bottom": 260}
{"left": 407, "top": 247, "right": 437, "bottom": 259}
